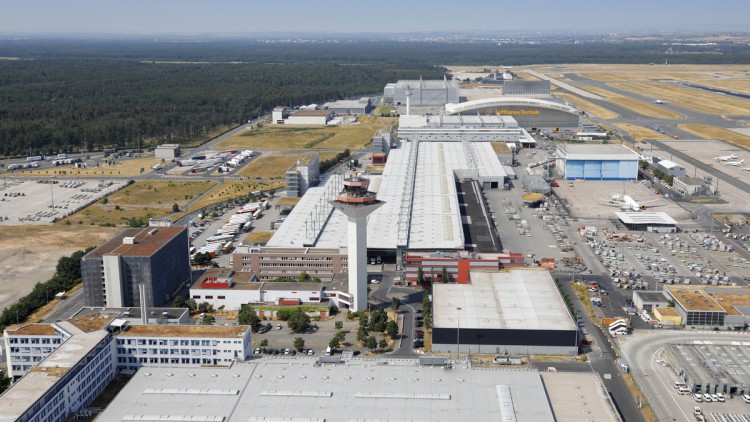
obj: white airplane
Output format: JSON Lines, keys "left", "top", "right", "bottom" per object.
{"left": 714, "top": 154, "right": 738, "bottom": 161}
{"left": 725, "top": 159, "right": 745, "bottom": 166}
{"left": 605, "top": 193, "right": 661, "bottom": 212}
{"left": 741, "top": 167, "right": 750, "bottom": 171}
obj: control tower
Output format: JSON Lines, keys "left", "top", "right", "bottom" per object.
{"left": 331, "top": 172, "right": 383, "bottom": 312}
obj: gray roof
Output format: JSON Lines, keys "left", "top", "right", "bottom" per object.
{"left": 261, "top": 282, "right": 323, "bottom": 291}
{"left": 433, "top": 270, "right": 576, "bottom": 331}
{"left": 634, "top": 291, "right": 669, "bottom": 303}
{"left": 615, "top": 212, "right": 679, "bottom": 226}
{"left": 96, "top": 361, "right": 556, "bottom": 422}
{"left": 558, "top": 144, "right": 640, "bottom": 161}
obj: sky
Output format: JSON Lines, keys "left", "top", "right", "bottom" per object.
{"left": 1, "top": 0, "right": 748, "bottom": 35}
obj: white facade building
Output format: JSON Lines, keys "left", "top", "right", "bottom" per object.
{"left": 113, "top": 324, "right": 252, "bottom": 371}
{"left": 3, "top": 324, "right": 68, "bottom": 380}
{"left": 657, "top": 159, "right": 687, "bottom": 178}
{"left": 0, "top": 330, "right": 115, "bottom": 422}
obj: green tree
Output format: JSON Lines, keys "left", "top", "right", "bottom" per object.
{"left": 173, "top": 295, "right": 185, "bottom": 308}
{"left": 386, "top": 320, "right": 399, "bottom": 338}
{"left": 293, "top": 337, "right": 305, "bottom": 351}
{"left": 172, "top": 203, "right": 180, "bottom": 212}
{"left": 378, "top": 339, "right": 388, "bottom": 350}
{"left": 200, "top": 315, "right": 215, "bottom": 325}
{"left": 259, "top": 339, "right": 269, "bottom": 347}
{"left": 100, "top": 196, "right": 108, "bottom": 205}
{"left": 390, "top": 297, "right": 401, "bottom": 312}
{"left": 335, "top": 320, "right": 343, "bottom": 330}
{"left": 185, "top": 299, "right": 197, "bottom": 312}
{"left": 329, "top": 337, "right": 339, "bottom": 350}
{"left": 365, "top": 336, "right": 377, "bottom": 350}
{"left": 417, "top": 266, "right": 424, "bottom": 284}
{"left": 441, "top": 266, "right": 449, "bottom": 282}
{"left": 0, "top": 375, "right": 10, "bottom": 395}
{"left": 329, "top": 305, "right": 338, "bottom": 316}
{"left": 287, "top": 307, "right": 311, "bottom": 333}
{"left": 357, "top": 326, "right": 368, "bottom": 342}
{"left": 238, "top": 306, "right": 261, "bottom": 331}
{"left": 197, "top": 302, "right": 213, "bottom": 313}
{"left": 298, "top": 271, "right": 309, "bottom": 282}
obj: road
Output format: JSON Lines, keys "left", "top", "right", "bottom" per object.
{"left": 621, "top": 331, "right": 750, "bottom": 421}
{"left": 42, "top": 288, "right": 85, "bottom": 323}
{"left": 555, "top": 273, "right": 646, "bottom": 422}
{"left": 368, "top": 267, "right": 423, "bottom": 358}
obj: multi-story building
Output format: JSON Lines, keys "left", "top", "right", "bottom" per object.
{"left": 0, "top": 330, "right": 115, "bottom": 422}
{"left": 81, "top": 226, "right": 191, "bottom": 308}
{"left": 3, "top": 324, "right": 68, "bottom": 380}
{"left": 0, "top": 310, "right": 252, "bottom": 422}
{"left": 386, "top": 77, "right": 460, "bottom": 106}
{"left": 233, "top": 246, "right": 347, "bottom": 281}
{"left": 664, "top": 285, "right": 750, "bottom": 328}
{"left": 113, "top": 324, "right": 252, "bottom": 371}
{"left": 285, "top": 153, "right": 320, "bottom": 198}
{"left": 404, "top": 251, "right": 525, "bottom": 285}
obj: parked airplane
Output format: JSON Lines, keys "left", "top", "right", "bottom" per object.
{"left": 725, "top": 159, "right": 745, "bottom": 166}
{"left": 604, "top": 194, "right": 661, "bottom": 212}
{"left": 714, "top": 154, "right": 738, "bottom": 161}
{"left": 741, "top": 167, "right": 750, "bottom": 171}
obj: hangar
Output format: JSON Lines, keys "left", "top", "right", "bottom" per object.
{"left": 432, "top": 270, "right": 579, "bottom": 355}
{"left": 444, "top": 97, "right": 581, "bottom": 131}
{"left": 555, "top": 143, "right": 640, "bottom": 181}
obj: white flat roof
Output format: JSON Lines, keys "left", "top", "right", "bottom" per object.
{"left": 269, "top": 140, "right": 506, "bottom": 251}
{"left": 433, "top": 270, "right": 576, "bottom": 331}
{"left": 657, "top": 159, "right": 682, "bottom": 169}
{"left": 558, "top": 144, "right": 639, "bottom": 161}
{"left": 0, "top": 330, "right": 108, "bottom": 420}
{"left": 615, "top": 212, "right": 679, "bottom": 226}
{"left": 97, "top": 362, "right": 555, "bottom": 422}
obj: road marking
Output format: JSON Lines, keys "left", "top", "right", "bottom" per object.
{"left": 604, "top": 374, "right": 612, "bottom": 379}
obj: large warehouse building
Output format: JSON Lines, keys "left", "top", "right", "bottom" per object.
{"left": 445, "top": 97, "right": 581, "bottom": 131}
{"left": 555, "top": 143, "right": 640, "bottom": 180}
{"left": 432, "top": 270, "right": 578, "bottom": 355}
{"left": 385, "top": 77, "right": 460, "bottom": 106}
{"left": 265, "top": 136, "right": 507, "bottom": 255}
{"left": 95, "top": 362, "right": 619, "bottom": 422}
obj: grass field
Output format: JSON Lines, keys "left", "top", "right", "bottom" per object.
{"left": 611, "top": 81, "right": 750, "bottom": 116}
{"left": 373, "top": 106, "right": 393, "bottom": 116}
{"left": 690, "top": 79, "right": 750, "bottom": 96}
{"left": 553, "top": 92, "right": 619, "bottom": 119}
{"left": 238, "top": 151, "right": 338, "bottom": 179}
{"left": 515, "top": 70, "right": 542, "bottom": 81}
{"left": 613, "top": 123, "right": 669, "bottom": 142}
{"left": 216, "top": 116, "right": 391, "bottom": 150}
{"left": 11, "top": 156, "right": 163, "bottom": 177}
{"left": 187, "top": 180, "right": 285, "bottom": 212}
{"left": 243, "top": 231, "right": 274, "bottom": 245}
{"left": 62, "top": 180, "right": 214, "bottom": 226}
{"left": 677, "top": 124, "right": 750, "bottom": 150}
{"left": 580, "top": 85, "right": 684, "bottom": 119}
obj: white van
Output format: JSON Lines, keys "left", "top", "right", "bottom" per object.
{"left": 678, "top": 387, "right": 692, "bottom": 395}
{"left": 325, "top": 346, "right": 332, "bottom": 356}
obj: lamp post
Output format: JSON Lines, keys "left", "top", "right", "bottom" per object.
{"left": 456, "top": 307, "right": 462, "bottom": 361}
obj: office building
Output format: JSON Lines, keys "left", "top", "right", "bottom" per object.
{"left": 81, "top": 227, "right": 191, "bottom": 308}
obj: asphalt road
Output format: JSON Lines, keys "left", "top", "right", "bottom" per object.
{"left": 42, "top": 288, "right": 85, "bottom": 323}
{"left": 555, "top": 273, "right": 646, "bottom": 422}
{"left": 621, "top": 331, "right": 750, "bottom": 421}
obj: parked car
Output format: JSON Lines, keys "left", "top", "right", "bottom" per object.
{"left": 693, "top": 394, "right": 703, "bottom": 402}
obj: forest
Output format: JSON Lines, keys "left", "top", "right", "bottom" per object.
{"left": 1, "top": 38, "right": 749, "bottom": 157}
{"left": 0, "top": 59, "right": 443, "bottom": 156}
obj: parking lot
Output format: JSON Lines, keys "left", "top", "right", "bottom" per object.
{"left": 0, "top": 178, "right": 128, "bottom": 225}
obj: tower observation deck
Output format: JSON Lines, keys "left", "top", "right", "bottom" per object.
{"left": 330, "top": 173, "right": 383, "bottom": 312}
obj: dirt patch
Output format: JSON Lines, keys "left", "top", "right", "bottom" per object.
{"left": 0, "top": 225, "right": 117, "bottom": 311}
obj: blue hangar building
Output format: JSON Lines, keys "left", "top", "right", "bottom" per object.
{"left": 555, "top": 143, "right": 640, "bottom": 180}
